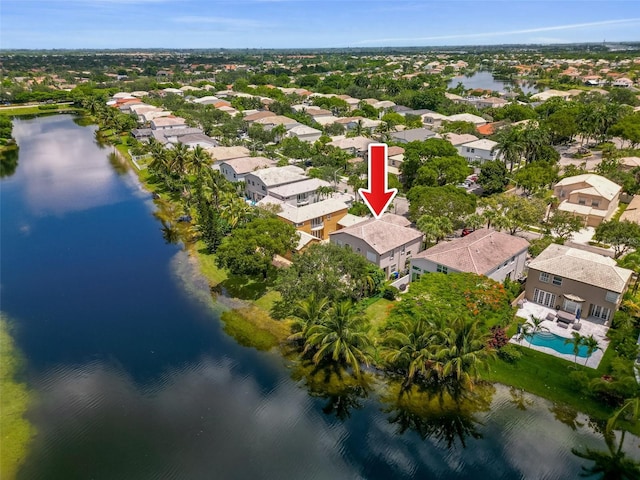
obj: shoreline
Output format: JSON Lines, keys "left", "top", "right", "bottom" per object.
{"left": 90, "top": 114, "right": 636, "bottom": 432}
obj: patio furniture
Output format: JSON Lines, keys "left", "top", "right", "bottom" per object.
{"left": 558, "top": 321, "right": 569, "bottom": 329}
{"left": 572, "top": 322, "right": 582, "bottom": 331}
{"left": 546, "top": 312, "right": 557, "bottom": 322}
{"left": 556, "top": 310, "right": 575, "bottom": 324}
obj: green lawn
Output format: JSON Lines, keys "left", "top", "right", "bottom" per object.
{"left": 482, "top": 344, "right": 615, "bottom": 421}
{"left": 364, "top": 298, "right": 393, "bottom": 333}
{"left": 0, "top": 104, "right": 81, "bottom": 116}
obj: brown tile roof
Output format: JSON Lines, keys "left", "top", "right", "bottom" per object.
{"left": 528, "top": 244, "right": 632, "bottom": 293}
{"left": 330, "top": 214, "right": 422, "bottom": 254}
{"left": 387, "top": 146, "right": 405, "bottom": 157}
{"left": 412, "top": 229, "right": 529, "bottom": 275}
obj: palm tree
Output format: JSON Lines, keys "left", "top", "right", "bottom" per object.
{"left": 304, "top": 300, "right": 371, "bottom": 377}
{"left": 168, "top": 142, "right": 191, "bottom": 176}
{"left": 288, "top": 294, "right": 330, "bottom": 345}
{"left": 493, "top": 126, "right": 525, "bottom": 173}
{"left": 564, "top": 332, "right": 585, "bottom": 366}
{"left": 381, "top": 317, "right": 438, "bottom": 388}
{"left": 187, "top": 145, "right": 211, "bottom": 178}
{"left": 430, "top": 318, "right": 493, "bottom": 390}
{"left": 528, "top": 315, "right": 549, "bottom": 339}
{"left": 517, "top": 322, "right": 532, "bottom": 346}
{"left": 582, "top": 335, "right": 601, "bottom": 365}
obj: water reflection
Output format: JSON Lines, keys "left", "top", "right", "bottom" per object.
{"left": 381, "top": 383, "right": 494, "bottom": 449}
{"left": 11, "top": 115, "right": 126, "bottom": 216}
{"left": 0, "top": 146, "right": 19, "bottom": 178}
{"left": 573, "top": 427, "right": 640, "bottom": 479}
{"left": 19, "top": 359, "right": 359, "bottom": 480}
{"left": 290, "top": 360, "right": 372, "bottom": 420}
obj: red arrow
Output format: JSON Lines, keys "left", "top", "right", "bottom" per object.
{"left": 358, "top": 143, "right": 398, "bottom": 219}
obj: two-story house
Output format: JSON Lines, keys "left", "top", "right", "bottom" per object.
{"left": 244, "top": 166, "right": 307, "bottom": 203}
{"left": 525, "top": 244, "right": 633, "bottom": 324}
{"left": 219, "top": 156, "right": 276, "bottom": 183}
{"left": 458, "top": 139, "right": 499, "bottom": 164}
{"left": 409, "top": 229, "right": 530, "bottom": 282}
{"left": 554, "top": 174, "right": 622, "bottom": 227}
{"left": 266, "top": 178, "right": 332, "bottom": 207}
{"left": 329, "top": 214, "right": 424, "bottom": 278}
{"left": 277, "top": 198, "right": 350, "bottom": 240}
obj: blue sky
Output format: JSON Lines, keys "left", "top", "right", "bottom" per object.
{"left": 2, "top": 0, "right": 639, "bottom": 49}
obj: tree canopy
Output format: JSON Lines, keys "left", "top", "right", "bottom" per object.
{"left": 407, "top": 185, "right": 477, "bottom": 227}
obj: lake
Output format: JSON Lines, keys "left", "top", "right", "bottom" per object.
{"left": 2, "top": 115, "right": 638, "bottom": 479}
{"left": 448, "top": 70, "right": 540, "bottom": 94}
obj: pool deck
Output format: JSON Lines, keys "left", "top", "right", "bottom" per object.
{"left": 512, "top": 301, "right": 609, "bottom": 369}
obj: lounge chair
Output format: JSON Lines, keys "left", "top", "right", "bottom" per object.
{"left": 572, "top": 322, "right": 582, "bottom": 331}
{"left": 557, "top": 321, "right": 569, "bottom": 329}
{"left": 546, "top": 312, "right": 557, "bottom": 321}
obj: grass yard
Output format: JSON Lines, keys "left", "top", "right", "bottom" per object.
{"left": 220, "top": 307, "right": 291, "bottom": 351}
{"left": 482, "top": 345, "right": 617, "bottom": 422}
{"left": 364, "top": 298, "right": 394, "bottom": 333}
{"left": 0, "top": 104, "right": 81, "bottom": 116}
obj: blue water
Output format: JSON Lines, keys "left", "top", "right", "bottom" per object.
{"left": 530, "top": 332, "right": 589, "bottom": 357}
{"left": 2, "top": 115, "right": 639, "bottom": 479}
{"left": 448, "top": 70, "right": 540, "bottom": 94}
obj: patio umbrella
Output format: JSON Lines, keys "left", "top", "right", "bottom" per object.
{"left": 576, "top": 308, "right": 581, "bottom": 321}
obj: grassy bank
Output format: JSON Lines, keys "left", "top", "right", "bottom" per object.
{"left": 0, "top": 317, "right": 34, "bottom": 480}
{"left": 0, "top": 104, "right": 81, "bottom": 116}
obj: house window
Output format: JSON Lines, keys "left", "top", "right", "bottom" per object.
{"left": 552, "top": 276, "right": 563, "bottom": 286}
{"left": 605, "top": 291, "right": 619, "bottom": 303}
{"left": 326, "top": 213, "right": 331, "bottom": 219}
{"left": 592, "top": 200, "right": 600, "bottom": 208}
{"left": 261, "top": 185, "right": 266, "bottom": 192}
{"left": 539, "top": 272, "right": 550, "bottom": 283}
{"left": 560, "top": 190, "right": 565, "bottom": 198}
{"left": 436, "top": 264, "right": 448, "bottom": 274}
{"left": 510, "top": 256, "right": 515, "bottom": 263}
{"left": 401, "top": 245, "right": 406, "bottom": 254}
{"left": 578, "top": 198, "right": 586, "bottom": 205}
{"left": 390, "top": 250, "right": 394, "bottom": 259}
{"left": 294, "top": 222, "right": 304, "bottom": 227}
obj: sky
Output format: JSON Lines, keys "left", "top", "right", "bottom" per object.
{"left": 1, "top": 0, "right": 639, "bottom": 50}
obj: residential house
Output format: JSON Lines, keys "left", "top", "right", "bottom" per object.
{"left": 458, "top": 139, "right": 499, "bottom": 163}
{"left": 612, "top": 78, "right": 634, "bottom": 88}
{"left": 219, "top": 156, "right": 276, "bottom": 183}
{"left": 329, "top": 136, "right": 375, "bottom": 158}
{"left": 276, "top": 198, "right": 350, "bottom": 240}
{"left": 254, "top": 115, "right": 299, "bottom": 130}
{"left": 554, "top": 174, "right": 622, "bottom": 227}
{"left": 286, "top": 125, "right": 323, "bottom": 143}
{"left": 266, "top": 178, "right": 332, "bottom": 206}
{"left": 387, "top": 146, "right": 406, "bottom": 176}
{"left": 409, "top": 229, "right": 529, "bottom": 282}
{"left": 150, "top": 116, "right": 188, "bottom": 130}
{"left": 329, "top": 214, "right": 424, "bottom": 278}
{"left": 306, "top": 107, "right": 335, "bottom": 123}
{"left": 244, "top": 165, "right": 307, "bottom": 202}
{"left": 391, "top": 127, "right": 437, "bottom": 144}
{"left": 447, "top": 113, "right": 487, "bottom": 126}
{"left": 471, "top": 97, "right": 509, "bottom": 109}
{"left": 620, "top": 156, "right": 640, "bottom": 172}
{"left": 443, "top": 133, "right": 479, "bottom": 148}
{"left": 525, "top": 244, "right": 633, "bottom": 324}
{"left": 206, "top": 146, "right": 252, "bottom": 165}
{"left": 619, "top": 195, "right": 640, "bottom": 225}
{"left": 244, "top": 111, "right": 277, "bottom": 123}
{"left": 421, "top": 112, "right": 449, "bottom": 130}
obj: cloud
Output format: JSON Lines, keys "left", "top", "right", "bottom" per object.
{"left": 355, "top": 18, "right": 640, "bottom": 45}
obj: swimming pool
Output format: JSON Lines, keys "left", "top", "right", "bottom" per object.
{"left": 528, "top": 332, "right": 589, "bottom": 357}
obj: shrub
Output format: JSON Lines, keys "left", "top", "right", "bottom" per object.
{"left": 528, "top": 235, "right": 553, "bottom": 257}
{"left": 497, "top": 344, "right": 522, "bottom": 363}
{"left": 503, "top": 278, "right": 523, "bottom": 302}
{"left": 382, "top": 285, "right": 399, "bottom": 301}
{"left": 488, "top": 326, "right": 509, "bottom": 349}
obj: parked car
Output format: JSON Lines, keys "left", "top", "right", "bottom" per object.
{"left": 461, "top": 228, "right": 474, "bottom": 237}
